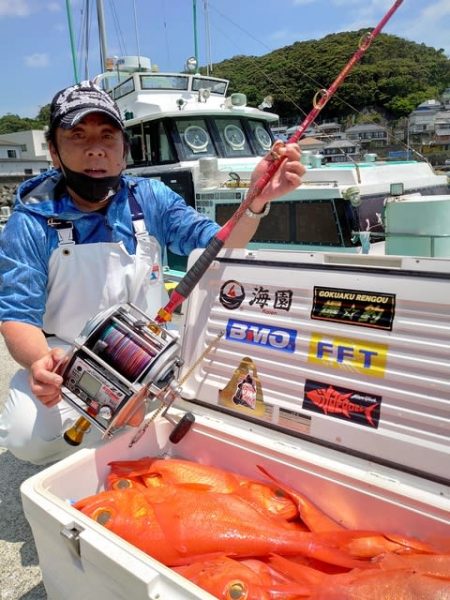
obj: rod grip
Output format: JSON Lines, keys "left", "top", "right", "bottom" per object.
{"left": 176, "top": 236, "right": 224, "bottom": 299}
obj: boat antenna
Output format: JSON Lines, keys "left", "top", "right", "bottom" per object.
{"left": 96, "top": 0, "right": 109, "bottom": 74}
{"left": 154, "top": 0, "right": 405, "bottom": 325}
{"left": 65, "top": 0, "right": 80, "bottom": 83}
{"left": 132, "top": 0, "right": 142, "bottom": 69}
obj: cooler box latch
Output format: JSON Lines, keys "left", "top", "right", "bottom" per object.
{"left": 60, "top": 522, "right": 84, "bottom": 557}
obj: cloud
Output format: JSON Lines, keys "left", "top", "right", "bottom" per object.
{"left": 0, "top": 0, "right": 32, "bottom": 17}
{"left": 406, "top": 0, "right": 450, "bottom": 53}
{"left": 46, "top": 2, "right": 61, "bottom": 11}
{"left": 0, "top": 0, "right": 60, "bottom": 18}
{"left": 25, "top": 53, "right": 50, "bottom": 68}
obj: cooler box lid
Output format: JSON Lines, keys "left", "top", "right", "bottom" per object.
{"left": 178, "top": 249, "right": 450, "bottom": 483}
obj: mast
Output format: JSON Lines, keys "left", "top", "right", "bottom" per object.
{"left": 132, "top": 0, "right": 142, "bottom": 69}
{"left": 96, "top": 0, "right": 109, "bottom": 74}
{"left": 65, "top": 0, "right": 80, "bottom": 83}
{"left": 204, "top": 0, "right": 212, "bottom": 75}
{"left": 192, "top": 0, "right": 200, "bottom": 73}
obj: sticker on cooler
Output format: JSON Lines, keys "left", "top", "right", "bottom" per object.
{"left": 303, "top": 379, "right": 382, "bottom": 428}
{"left": 311, "top": 286, "right": 396, "bottom": 331}
{"left": 308, "top": 332, "right": 388, "bottom": 378}
{"left": 225, "top": 319, "right": 297, "bottom": 353}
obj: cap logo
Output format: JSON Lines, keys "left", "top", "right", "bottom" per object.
{"left": 50, "top": 80, "right": 122, "bottom": 130}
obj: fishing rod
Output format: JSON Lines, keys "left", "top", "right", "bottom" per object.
{"left": 155, "top": 0, "right": 404, "bottom": 324}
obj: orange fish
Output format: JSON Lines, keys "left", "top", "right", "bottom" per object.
{"left": 174, "top": 556, "right": 310, "bottom": 599}
{"left": 309, "top": 568, "right": 450, "bottom": 599}
{"left": 270, "top": 554, "right": 450, "bottom": 599}
{"left": 257, "top": 465, "right": 344, "bottom": 533}
{"left": 107, "top": 457, "right": 299, "bottom": 523}
{"left": 377, "top": 553, "right": 450, "bottom": 578}
{"left": 75, "top": 483, "right": 372, "bottom": 569}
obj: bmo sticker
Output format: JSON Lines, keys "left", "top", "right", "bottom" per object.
{"left": 225, "top": 319, "right": 297, "bottom": 353}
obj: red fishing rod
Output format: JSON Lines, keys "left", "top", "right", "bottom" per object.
{"left": 155, "top": 0, "right": 404, "bottom": 324}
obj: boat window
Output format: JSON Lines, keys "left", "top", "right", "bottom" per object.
{"left": 140, "top": 75, "right": 188, "bottom": 91}
{"left": 157, "top": 122, "right": 176, "bottom": 162}
{"left": 247, "top": 121, "right": 273, "bottom": 155}
{"left": 111, "top": 77, "right": 135, "bottom": 101}
{"left": 192, "top": 77, "right": 228, "bottom": 95}
{"left": 175, "top": 118, "right": 216, "bottom": 160}
{"left": 215, "top": 119, "right": 251, "bottom": 157}
{"left": 126, "top": 124, "right": 145, "bottom": 165}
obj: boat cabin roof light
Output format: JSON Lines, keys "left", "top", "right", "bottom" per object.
{"left": 198, "top": 88, "right": 211, "bottom": 102}
{"left": 225, "top": 93, "right": 247, "bottom": 108}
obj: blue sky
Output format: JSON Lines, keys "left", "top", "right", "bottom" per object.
{"left": 0, "top": 0, "right": 449, "bottom": 118}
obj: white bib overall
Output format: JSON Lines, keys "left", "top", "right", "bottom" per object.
{"left": 0, "top": 208, "right": 168, "bottom": 465}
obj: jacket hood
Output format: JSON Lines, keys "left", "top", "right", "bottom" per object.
{"left": 14, "top": 169, "right": 128, "bottom": 219}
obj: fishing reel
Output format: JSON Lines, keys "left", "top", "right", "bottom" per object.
{"left": 59, "top": 303, "right": 193, "bottom": 446}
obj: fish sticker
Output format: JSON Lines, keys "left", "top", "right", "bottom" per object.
{"left": 218, "top": 356, "right": 266, "bottom": 416}
{"left": 303, "top": 379, "right": 381, "bottom": 428}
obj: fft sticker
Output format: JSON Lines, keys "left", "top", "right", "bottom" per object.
{"left": 308, "top": 333, "right": 388, "bottom": 378}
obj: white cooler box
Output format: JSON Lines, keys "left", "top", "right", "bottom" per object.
{"left": 21, "top": 250, "right": 450, "bottom": 600}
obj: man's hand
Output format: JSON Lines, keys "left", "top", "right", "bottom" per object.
{"left": 248, "top": 142, "right": 305, "bottom": 213}
{"left": 29, "top": 348, "right": 67, "bottom": 408}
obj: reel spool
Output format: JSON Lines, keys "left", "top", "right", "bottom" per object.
{"left": 59, "top": 303, "right": 182, "bottom": 444}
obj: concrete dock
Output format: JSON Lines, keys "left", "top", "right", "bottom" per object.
{"left": 0, "top": 338, "right": 47, "bottom": 599}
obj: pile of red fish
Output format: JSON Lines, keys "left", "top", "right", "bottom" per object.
{"left": 74, "top": 457, "right": 450, "bottom": 599}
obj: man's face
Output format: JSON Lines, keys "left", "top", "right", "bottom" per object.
{"left": 49, "top": 112, "right": 126, "bottom": 209}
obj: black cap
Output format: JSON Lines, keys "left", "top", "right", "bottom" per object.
{"left": 49, "top": 80, "right": 124, "bottom": 134}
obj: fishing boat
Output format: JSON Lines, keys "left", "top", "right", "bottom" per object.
{"left": 92, "top": 58, "right": 449, "bottom": 277}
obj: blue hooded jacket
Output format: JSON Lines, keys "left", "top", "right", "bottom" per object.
{"left": 0, "top": 169, "right": 219, "bottom": 327}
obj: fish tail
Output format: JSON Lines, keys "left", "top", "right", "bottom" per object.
{"left": 365, "top": 403, "right": 378, "bottom": 427}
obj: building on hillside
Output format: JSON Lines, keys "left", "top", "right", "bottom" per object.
{"left": 0, "top": 130, "right": 51, "bottom": 177}
{"left": 344, "top": 123, "right": 388, "bottom": 147}
{"left": 315, "top": 122, "right": 343, "bottom": 141}
{"left": 442, "top": 88, "right": 450, "bottom": 110}
{"left": 297, "top": 136, "right": 326, "bottom": 153}
{"left": 286, "top": 125, "right": 317, "bottom": 138}
{"left": 407, "top": 99, "right": 443, "bottom": 145}
{"left": 406, "top": 93, "right": 450, "bottom": 162}
{"left": 322, "top": 139, "right": 360, "bottom": 163}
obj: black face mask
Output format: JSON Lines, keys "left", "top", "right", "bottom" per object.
{"left": 60, "top": 162, "right": 121, "bottom": 204}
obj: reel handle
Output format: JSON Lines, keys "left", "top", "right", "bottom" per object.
{"left": 64, "top": 416, "right": 91, "bottom": 446}
{"left": 168, "top": 412, "right": 195, "bottom": 444}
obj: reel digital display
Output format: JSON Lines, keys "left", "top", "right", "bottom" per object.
{"left": 60, "top": 303, "right": 182, "bottom": 439}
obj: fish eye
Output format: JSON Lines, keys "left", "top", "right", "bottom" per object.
{"left": 92, "top": 508, "right": 113, "bottom": 525}
{"left": 226, "top": 581, "right": 248, "bottom": 600}
{"left": 113, "top": 478, "right": 133, "bottom": 490}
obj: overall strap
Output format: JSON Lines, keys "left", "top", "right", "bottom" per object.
{"left": 127, "top": 183, "right": 147, "bottom": 237}
{"left": 47, "top": 217, "right": 76, "bottom": 246}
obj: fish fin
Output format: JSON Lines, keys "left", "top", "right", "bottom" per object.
{"left": 107, "top": 457, "right": 156, "bottom": 477}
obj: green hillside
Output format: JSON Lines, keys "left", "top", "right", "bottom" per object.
{"left": 206, "top": 32, "right": 450, "bottom": 121}
{"left": 0, "top": 32, "right": 449, "bottom": 134}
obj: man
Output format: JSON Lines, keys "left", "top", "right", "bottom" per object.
{"left": 0, "top": 81, "right": 304, "bottom": 465}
